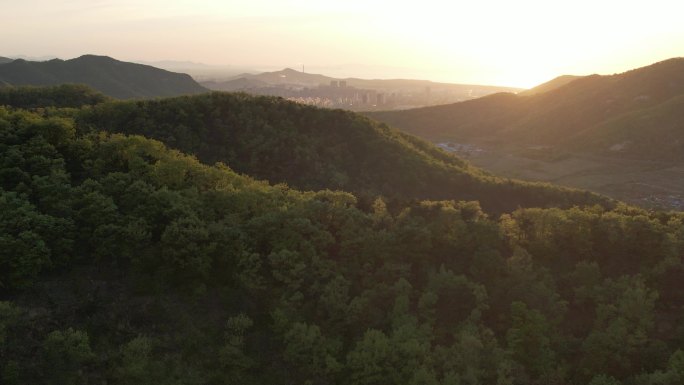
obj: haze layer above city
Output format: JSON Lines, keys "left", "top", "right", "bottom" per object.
{"left": 3, "top": 0, "right": 684, "bottom": 87}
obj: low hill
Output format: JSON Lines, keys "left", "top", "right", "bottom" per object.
{"left": 367, "top": 58, "right": 684, "bottom": 152}
{"left": 241, "top": 67, "right": 332, "bottom": 86}
{"left": 201, "top": 77, "right": 269, "bottom": 91}
{"left": 0, "top": 56, "right": 13, "bottom": 64}
{"left": 77, "top": 92, "right": 609, "bottom": 213}
{"left": 0, "top": 55, "right": 208, "bottom": 99}
{"left": 201, "top": 68, "right": 332, "bottom": 90}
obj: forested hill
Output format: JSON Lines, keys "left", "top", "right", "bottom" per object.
{"left": 2, "top": 90, "right": 684, "bottom": 385}
{"left": 0, "top": 55, "right": 208, "bottom": 99}
{"left": 0, "top": 84, "right": 110, "bottom": 109}
{"left": 76, "top": 92, "right": 609, "bottom": 213}
{"left": 366, "top": 58, "right": 684, "bottom": 160}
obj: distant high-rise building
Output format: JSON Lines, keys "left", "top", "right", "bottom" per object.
{"left": 360, "top": 92, "right": 376, "bottom": 105}
{"left": 330, "top": 80, "right": 339, "bottom": 87}
{"left": 339, "top": 80, "right": 347, "bottom": 88}
{"left": 376, "top": 93, "right": 385, "bottom": 105}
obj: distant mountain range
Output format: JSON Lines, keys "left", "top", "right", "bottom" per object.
{"left": 134, "top": 60, "right": 255, "bottom": 80}
{"left": 368, "top": 58, "right": 684, "bottom": 161}
{"left": 204, "top": 67, "right": 521, "bottom": 93}
{"left": 202, "top": 68, "right": 522, "bottom": 111}
{"left": 201, "top": 76, "right": 270, "bottom": 92}
{"left": 0, "top": 55, "right": 520, "bottom": 108}
{"left": 0, "top": 55, "right": 208, "bottom": 99}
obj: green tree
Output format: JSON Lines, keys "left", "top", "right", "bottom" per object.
{"left": 346, "top": 329, "right": 395, "bottom": 385}
{"left": 114, "top": 336, "right": 160, "bottom": 385}
{"left": 580, "top": 276, "right": 658, "bottom": 378}
{"left": 505, "top": 301, "right": 556, "bottom": 379}
{"left": 282, "top": 322, "right": 342, "bottom": 384}
{"left": 41, "top": 328, "right": 94, "bottom": 385}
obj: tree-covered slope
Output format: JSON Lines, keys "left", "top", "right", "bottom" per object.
{"left": 2, "top": 101, "right": 684, "bottom": 385}
{"left": 76, "top": 92, "right": 609, "bottom": 213}
{"left": 0, "top": 55, "right": 208, "bottom": 99}
{"left": 367, "top": 58, "right": 684, "bottom": 153}
{"left": 0, "top": 84, "right": 110, "bottom": 109}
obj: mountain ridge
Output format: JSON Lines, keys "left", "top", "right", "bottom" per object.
{"left": 364, "top": 57, "right": 684, "bottom": 207}
{"left": 367, "top": 57, "right": 684, "bottom": 152}
{"left": 521, "top": 75, "right": 583, "bottom": 95}
{"left": 0, "top": 54, "right": 208, "bottom": 99}
{"left": 207, "top": 67, "right": 523, "bottom": 91}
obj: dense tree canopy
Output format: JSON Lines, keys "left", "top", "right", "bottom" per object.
{"left": 0, "top": 84, "right": 109, "bottom": 109}
{"left": 77, "top": 92, "right": 611, "bottom": 214}
{"left": 0, "top": 89, "right": 683, "bottom": 384}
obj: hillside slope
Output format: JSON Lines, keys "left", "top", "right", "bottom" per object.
{"left": 568, "top": 93, "right": 684, "bottom": 161}
{"left": 367, "top": 58, "right": 684, "bottom": 153}
{"left": 77, "top": 92, "right": 609, "bottom": 213}
{"left": 0, "top": 55, "right": 208, "bottom": 99}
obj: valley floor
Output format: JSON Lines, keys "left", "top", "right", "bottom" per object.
{"left": 438, "top": 142, "right": 684, "bottom": 210}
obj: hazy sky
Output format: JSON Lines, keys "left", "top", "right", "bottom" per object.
{"left": 3, "top": 0, "right": 684, "bottom": 87}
